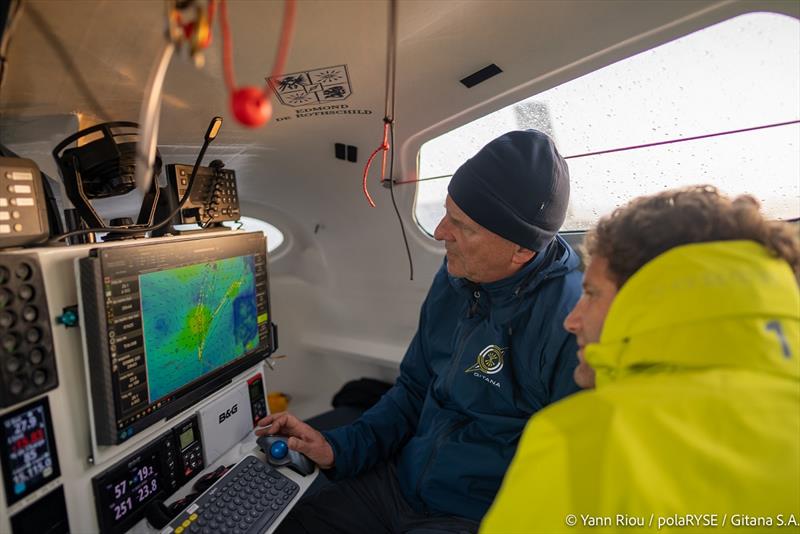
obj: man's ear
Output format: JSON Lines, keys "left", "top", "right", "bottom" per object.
{"left": 511, "top": 246, "right": 535, "bottom": 266}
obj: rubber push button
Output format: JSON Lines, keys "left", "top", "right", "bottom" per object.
{"left": 25, "top": 327, "right": 41, "bottom": 344}
{"left": 1, "top": 333, "right": 17, "bottom": 352}
{"left": 0, "top": 310, "right": 15, "bottom": 328}
{"left": 32, "top": 369, "right": 47, "bottom": 386}
{"left": 9, "top": 378, "right": 24, "bottom": 396}
{"left": 0, "top": 289, "right": 13, "bottom": 308}
{"left": 18, "top": 284, "right": 34, "bottom": 301}
{"left": 15, "top": 263, "right": 32, "bottom": 280}
{"left": 4, "top": 355, "right": 21, "bottom": 373}
{"left": 29, "top": 348, "right": 44, "bottom": 365}
{"left": 22, "top": 306, "right": 37, "bottom": 322}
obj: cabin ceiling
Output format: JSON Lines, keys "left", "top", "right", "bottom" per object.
{"left": 2, "top": 0, "right": 797, "bottom": 226}
{"left": 5, "top": 1, "right": 791, "bottom": 173}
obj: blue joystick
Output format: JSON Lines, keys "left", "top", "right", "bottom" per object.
{"left": 257, "top": 435, "right": 316, "bottom": 476}
{"left": 270, "top": 440, "right": 288, "bottom": 459}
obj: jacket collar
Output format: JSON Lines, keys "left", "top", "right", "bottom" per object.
{"left": 586, "top": 240, "right": 800, "bottom": 387}
{"left": 446, "top": 235, "right": 577, "bottom": 305}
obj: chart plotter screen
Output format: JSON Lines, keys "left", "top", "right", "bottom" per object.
{"left": 139, "top": 255, "right": 259, "bottom": 402}
{"left": 83, "top": 232, "right": 272, "bottom": 443}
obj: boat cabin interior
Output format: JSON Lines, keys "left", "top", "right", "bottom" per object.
{"left": 0, "top": 0, "right": 797, "bottom": 532}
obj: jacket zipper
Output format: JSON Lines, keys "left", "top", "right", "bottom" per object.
{"left": 413, "top": 293, "right": 479, "bottom": 512}
{"left": 415, "top": 418, "right": 469, "bottom": 513}
{"left": 443, "top": 291, "right": 481, "bottom": 399}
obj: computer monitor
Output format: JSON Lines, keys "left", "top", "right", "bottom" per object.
{"left": 79, "top": 232, "right": 273, "bottom": 445}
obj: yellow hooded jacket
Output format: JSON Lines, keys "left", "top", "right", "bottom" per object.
{"left": 481, "top": 241, "right": 800, "bottom": 534}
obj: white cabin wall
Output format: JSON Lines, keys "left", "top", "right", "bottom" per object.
{"left": 2, "top": 0, "right": 797, "bottom": 422}
{"left": 236, "top": 177, "right": 437, "bottom": 418}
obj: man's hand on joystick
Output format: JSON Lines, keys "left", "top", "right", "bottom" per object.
{"left": 255, "top": 412, "right": 334, "bottom": 470}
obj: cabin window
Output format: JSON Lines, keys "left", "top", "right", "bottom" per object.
{"left": 224, "top": 216, "right": 285, "bottom": 252}
{"left": 414, "top": 12, "right": 800, "bottom": 235}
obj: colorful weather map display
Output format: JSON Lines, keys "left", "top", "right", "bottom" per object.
{"left": 139, "top": 255, "right": 259, "bottom": 403}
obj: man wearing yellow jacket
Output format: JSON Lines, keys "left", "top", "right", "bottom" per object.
{"left": 481, "top": 186, "right": 800, "bottom": 534}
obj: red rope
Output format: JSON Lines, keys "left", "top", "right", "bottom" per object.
{"left": 393, "top": 119, "right": 800, "bottom": 185}
{"left": 207, "top": 0, "right": 216, "bottom": 26}
{"left": 362, "top": 121, "right": 391, "bottom": 208}
{"left": 218, "top": 0, "right": 236, "bottom": 93}
{"left": 269, "top": 0, "right": 296, "bottom": 84}
{"left": 220, "top": 0, "right": 296, "bottom": 97}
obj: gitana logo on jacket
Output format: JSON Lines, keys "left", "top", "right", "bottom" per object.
{"left": 465, "top": 345, "right": 506, "bottom": 388}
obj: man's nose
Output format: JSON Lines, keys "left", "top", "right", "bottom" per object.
{"left": 563, "top": 301, "right": 582, "bottom": 334}
{"left": 433, "top": 218, "right": 451, "bottom": 242}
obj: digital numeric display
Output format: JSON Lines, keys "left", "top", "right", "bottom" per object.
{"left": 0, "top": 397, "right": 60, "bottom": 506}
{"left": 97, "top": 449, "right": 163, "bottom": 530}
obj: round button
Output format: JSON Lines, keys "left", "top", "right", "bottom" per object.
{"left": 15, "top": 263, "right": 32, "bottom": 280}
{"left": 0, "top": 288, "right": 13, "bottom": 308}
{"left": 25, "top": 327, "right": 41, "bottom": 344}
{"left": 13, "top": 224, "right": 22, "bottom": 232}
{"left": 18, "top": 284, "right": 34, "bottom": 301}
{"left": 22, "top": 306, "right": 37, "bottom": 322}
{"left": 0, "top": 310, "right": 16, "bottom": 328}
{"left": 269, "top": 440, "right": 288, "bottom": 460}
{"left": 32, "top": 369, "right": 47, "bottom": 386}
{"left": 29, "top": 348, "right": 44, "bottom": 365}
{"left": 9, "top": 378, "right": 24, "bottom": 396}
{"left": 1, "top": 333, "right": 18, "bottom": 352}
{"left": 4, "top": 355, "right": 21, "bottom": 373}
{"left": 11, "top": 211, "right": 20, "bottom": 219}
{"left": 0, "top": 266, "right": 9, "bottom": 284}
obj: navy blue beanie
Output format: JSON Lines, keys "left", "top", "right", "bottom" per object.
{"left": 447, "top": 129, "right": 569, "bottom": 251}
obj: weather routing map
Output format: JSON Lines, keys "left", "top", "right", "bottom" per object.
{"left": 139, "top": 255, "right": 260, "bottom": 403}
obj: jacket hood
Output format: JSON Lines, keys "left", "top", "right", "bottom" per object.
{"left": 586, "top": 240, "right": 800, "bottom": 387}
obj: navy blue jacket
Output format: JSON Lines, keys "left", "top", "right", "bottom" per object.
{"left": 323, "top": 236, "right": 583, "bottom": 521}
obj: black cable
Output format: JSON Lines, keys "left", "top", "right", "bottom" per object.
{"left": 387, "top": 123, "right": 414, "bottom": 280}
{"left": 48, "top": 117, "right": 222, "bottom": 243}
{"left": 25, "top": 4, "right": 112, "bottom": 121}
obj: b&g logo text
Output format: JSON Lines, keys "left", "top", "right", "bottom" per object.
{"left": 219, "top": 403, "right": 239, "bottom": 424}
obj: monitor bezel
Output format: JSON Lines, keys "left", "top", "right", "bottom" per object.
{"left": 81, "top": 231, "right": 272, "bottom": 445}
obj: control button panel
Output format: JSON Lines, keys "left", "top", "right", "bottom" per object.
{"left": 248, "top": 373, "right": 267, "bottom": 425}
{"left": 166, "top": 164, "right": 241, "bottom": 227}
{"left": 0, "top": 255, "right": 58, "bottom": 407}
{"left": 0, "top": 157, "right": 49, "bottom": 248}
{"left": 173, "top": 415, "right": 204, "bottom": 482}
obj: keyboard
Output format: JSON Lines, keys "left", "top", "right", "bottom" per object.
{"left": 161, "top": 454, "right": 300, "bottom": 534}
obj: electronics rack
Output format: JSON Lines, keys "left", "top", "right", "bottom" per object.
{"left": 0, "top": 231, "right": 286, "bottom": 533}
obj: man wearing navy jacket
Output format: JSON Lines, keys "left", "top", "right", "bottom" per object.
{"left": 258, "top": 130, "right": 583, "bottom": 533}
